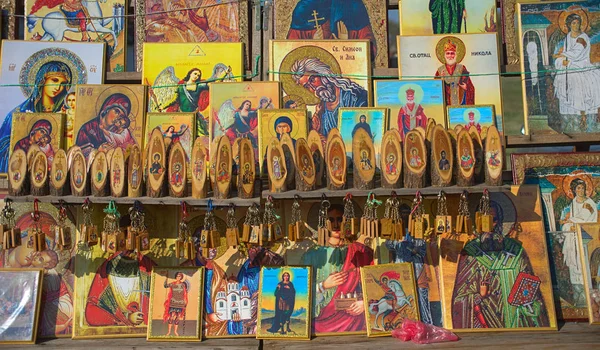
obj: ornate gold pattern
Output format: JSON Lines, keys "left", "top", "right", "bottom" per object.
{"left": 503, "top": 0, "right": 520, "bottom": 65}
{"left": 511, "top": 152, "right": 600, "bottom": 185}
{"left": 0, "top": 0, "right": 16, "bottom": 39}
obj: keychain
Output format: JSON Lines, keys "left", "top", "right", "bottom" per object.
{"left": 101, "top": 200, "right": 123, "bottom": 254}
{"left": 127, "top": 201, "right": 149, "bottom": 252}
{"left": 176, "top": 202, "right": 194, "bottom": 260}
{"left": 435, "top": 191, "right": 452, "bottom": 235}
{"left": 317, "top": 195, "right": 331, "bottom": 246}
{"left": 27, "top": 199, "right": 46, "bottom": 252}
{"left": 362, "top": 193, "right": 382, "bottom": 239}
{"left": 455, "top": 191, "right": 473, "bottom": 235}
{"left": 53, "top": 200, "right": 71, "bottom": 251}
{"left": 408, "top": 191, "right": 430, "bottom": 239}
{"left": 243, "top": 204, "right": 262, "bottom": 245}
{"left": 80, "top": 199, "right": 99, "bottom": 247}
{"left": 1, "top": 199, "right": 21, "bottom": 250}
{"left": 340, "top": 194, "right": 357, "bottom": 242}
{"left": 200, "top": 200, "right": 220, "bottom": 256}
{"left": 288, "top": 195, "right": 305, "bottom": 241}
{"left": 381, "top": 192, "right": 405, "bottom": 240}
{"left": 226, "top": 204, "right": 240, "bottom": 248}
{"left": 262, "top": 196, "right": 283, "bottom": 245}
{"left": 476, "top": 189, "right": 494, "bottom": 233}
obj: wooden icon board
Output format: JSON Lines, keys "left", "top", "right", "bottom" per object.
{"left": 168, "top": 142, "right": 187, "bottom": 197}
{"left": 485, "top": 125, "right": 503, "bottom": 186}
{"left": 70, "top": 148, "right": 87, "bottom": 196}
{"left": 214, "top": 136, "right": 233, "bottom": 199}
{"left": 127, "top": 145, "right": 143, "bottom": 197}
{"left": 352, "top": 127, "right": 376, "bottom": 190}
{"left": 91, "top": 151, "right": 109, "bottom": 197}
{"left": 415, "top": 126, "right": 426, "bottom": 138}
{"left": 381, "top": 129, "right": 402, "bottom": 188}
{"left": 9, "top": 149, "right": 28, "bottom": 196}
{"left": 66, "top": 145, "right": 80, "bottom": 170}
{"left": 30, "top": 151, "right": 48, "bottom": 196}
{"left": 280, "top": 133, "right": 296, "bottom": 189}
{"left": 431, "top": 125, "right": 453, "bottom": 187}
{"left": 469, "top": 125, "right": 484, "bottom": 184}
{"left": 307, "top": 130, "right": 325, "bottom": 188}
{"left": 456, "top": 129, "right": 475, "bottom": 187}
{"left": 238, "top": 138, "right": 255, "bottom": 199}
{"left": 403, "top": 130, "right": 427, "bottom": 188}
{"left": 267, "top": 137, "right": 287, "bottom": 193}
{"left": 50, "top": 149, "right": 69, "bottom": 196}
{"left": 26, "top": 144, "right": 41, "bottom": 169}
{"left": 191, "top": 138, "right": 208, "bottom": 199}
{"left": 326, "top": 128, "right": 346, "bottom": 191}
{"left": 209, "top": 138, "right": 219, "bottom": 188}
{"left": 86, "top": 149, "right": 97, "bottom": 175}
{"left": 147, "top": 127, "right": 167, "bottom": 198}
{"left": 110, "top": 147, "right": 126, "bottom": 197}
{"left": 295, "top": 138, "right": 316, "bottom": 191}
{"left": 425, "top": 118, "right": 437, "bottom": 141}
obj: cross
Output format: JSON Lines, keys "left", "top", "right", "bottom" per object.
{"left": 308, "top": 10, "right": 325, "bottom": 30}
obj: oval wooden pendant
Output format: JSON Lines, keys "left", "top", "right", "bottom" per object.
{"left": 66, "top": 145, "right": 81, "bottom": 170}
{"left": 110, "top": 147, "right": 126, "bottom": 197}
{"left": 326, "top": 128, "right": 346, "bottom": 190}
{"left": 307, "top": 130, "right": 325, "bottom": 187}
{"left": 295, "top": 138, "right": 316, "bottom": 191}
{"left": 485, "top": 125, "right": 503, "bottom": 186}
{"left": 267, "top": 137, "right": 287, "bottom": 193}
{"left": 91, "top": 151, "right": 108, "bottom": 197}
{"left": 415, "top": 126, "right": 426, "bottom": 138}
{"left": 105, "top": 148, "right": 115, "bottom": 168}
{"left": 191, "top": 137, "right": 208, "bottom": 199}
{"left": 127, "top": 145, "right": 142, "bottom": 197}
{"left": 238, "top": 138, "right": 255, "bottom": 198}
{"left": 214, "top": 135, "right": 232, "bottom": 199}
{"left": 280, "top": 133, "right": 296, "bottom": 187}
{"left": 70, "top": 148, "right": 87, "bottom": 196}
{"left": 147, "top": 127, "right": 166, "bottom": 198}
{"left": 50, "top": 149, "right": 68, "bottom": 196}
{"left": 403, "top": 130, "right": 427, "bottom": 188}
{"left": 209, "top": 138, "right": 219, "bottom": 187}
{"left": 454, "top": 124, "right": 464, "bottom": 134}
{"left": 27, "top": 144, "right": 41, "bottom": 169}
{"left": 456, "top": 129, "right": 475, "bottom": 186}
{"left": 425, "top": 119, "right": 437, "bottom": 142}
{"left": 168, "top": 142, "right": 187, "bottom": 197}
{"left": 352, "top": 127, "right": 375, "bottom": 189}
{"left": 381, "top": 129, "right": 402, "bottom": 188}
{"left": 469, "top": 125, "right": 484, "bottom": 183}
{"left": 431, "top": 125, "right": 453, "bottom": 187}
{"left": 9, "top": 149, "right": 27, "bottom": 196}
{"left": 86, "top": 149, "right": 97, "bottom": 174}
{"left": 30, "top": 151, "right": 48, "bottom": 196}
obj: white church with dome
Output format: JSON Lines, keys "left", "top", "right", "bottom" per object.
{"left": 214, "top": 277, "right": 252, "bottom": 321}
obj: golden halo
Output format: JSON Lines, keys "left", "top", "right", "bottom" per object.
{"left": 435, "top": 36, "right": 466, "bottom": 64}
{"left": 20, "top": 48, "right": 87, "bottom": 97}
{"left": 279, "top": 45, "right": 342, "bottom": 106}
{"left": 26, "top": 114, "right": 59, "bottom": 144}
{"left": 283, "top": 95, "right": 306, "bottom": 110}
{"left": 95, "top": 85, "right": 140, "bottom": 124}
{"left": 558, "top": 6, "right": 589, "bottom": 34}
{"left": 562, "top": 171, "right": 594, "bottom": 199}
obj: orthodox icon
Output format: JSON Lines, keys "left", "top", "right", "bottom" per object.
{"left": 405, "top": 134, "right": 425, "bottom": 172}
{"left": 257, "top": 266, "right": 312, "bottom": 340}
{"left": 258, "top": 109, "right": 308, "bottom": 175}
{"left": 0, "top": 268, "right": 43, "bottom": 344}
{"left": 339, "top": 108, "right": 385, "bottom": 167}
{"left": 512, "top": 152, "right": 600, "bottom": 320}
{"left": 25, "top": 0, "right": 126, "bottom": 72}
{"left": 147, "top": 267, "right": 204, "bottom": 341}
{"left": 145, "top": 112, "right": 194, "bottom": 179}
{"left": 400, "top": 0, "right": 498, "bottom": 35}
{"left": 518, "top": 1, "right": 600, "bottom": 134}
{"left": 439, "top": 186, "right": 558, "bottom": 331}
{"left": 270, "top": 40, "right": 370, "bottom": 142}
{"left": 360, "top": 263, "right": 419, "bottom": 337}
{"left": 381, "top": 129, "right": 402, "bottom": 187}
{"left": 458, "top": 132, "right": 474, "bottom": 171}
{"left": 577, "top": 224, "right": 600, "bottom": 325}
{"left": 10, "top": 113, "right": 63, "bottom": 170}
{"left": 374, "top": 79, "right": 446, "bottom": 141}
{"left": 447, "top": 104, "right": 499, "bottom": 137}
{"left": 0, "top": 40, "right": 105, "bottom": 173}
{"left": 274, "top": 0, "right": 388, "bottom": 67}
{"left": 74, "top": 84, "right": 146, "bottom": 159}
{"left": 398, "top": 34, "right": 503, "bottom": 126}
{"left": 142, "top": 42, "right": 243, "bottom": 149}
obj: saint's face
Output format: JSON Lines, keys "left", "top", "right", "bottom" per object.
{"left": 406, "top": 94, "right": 414, "bottom": 103}
{"left": 444, "top": 50, "right": 457, "bottom": 65}
{"left": 189, "top": 70, "right": 201, "bottom": 82}
{"left": 570, "top": 18, "right": 582, "bottom": 33}
{"left": 276, "top": 122, "right": 291, "bottom": 135}
{"left": 43, "top": 75, "right": 68, "bottom": 99}
{"left": 328, "top": 208, "right": 343, "bottom": 231}
{"left": 298, "top": 74, "right": 322, "bottom": 93}
{"left": 31, "top": 128, "right": 48, "bottom": 144}
{"left": 242, "top": 101, "right": 252, "bottom": 111}
{"left": 576, "top": 183, "right": 586, "bottom": 198}
{"left": 67, "top": 94, "right": 76, "bottom": 109}
{"left": 360, "top": 116, "right": 367, "bottom": 123}
{"left": 102, "top": 107, "right": 125, "bottom": 130}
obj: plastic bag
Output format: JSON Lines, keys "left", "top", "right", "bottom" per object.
{"left": 391, "top": 319, "right": 459, "bottom": 344}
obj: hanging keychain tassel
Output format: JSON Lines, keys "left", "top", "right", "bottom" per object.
{"left": 317, "top": 195, "right": 331, "bottom": 246}
{"left": 226, "top": 204, "right": 240, "bottom": 248}
{"left": 288, "top": 195, "right": 304, "bottom": 241}
{"left": 435, "top": 191, "right": 452, "bottom": 235}
{"left": 53, "top": 200, "right": 71, "bottom": 251}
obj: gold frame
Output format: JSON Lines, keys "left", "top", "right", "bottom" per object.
{"left": 0, "top": 268, "right": 44, "bottom": 345}
{"left": 446, "top": 104, "right": 498, "bottom": 131}
{"left": 511, "top": 152, "right": 600, "bottom": 185}
{"left": 338, "top": 107, "right": 387, "bottom": 171}
{"left": 577, "top": 223, "right": 600, "bottom": 325}
{"left": 134, "top": 0, "right": 249, "bottom": 72}
{"left": 360, "top": 263, "right": 419, "bottom": 338}
{"left": 0, "top": 0, "right": 16, "bottom": 39}
{"left": 256, "top": 265, "right": 312, "bottom": 341}
{"left": 147, "top": 266, "right": 205, "bottom": 341}
{"left": 9, "top": 113, "right": 65, "bottom": 161}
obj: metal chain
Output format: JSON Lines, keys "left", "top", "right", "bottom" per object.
{"left": 411, "top": 192, "right": 423, "bottom": 218}
{"left": 384, "top": 196, "right": 401, "bottom": 222}
{"left": 437, "top": 191, "right": 448, "bottom": 216}
{"left": 479, "top": 189, "right": 490, "bottom": 215}
{"left": 318, "top": 198, "right": 330, "bottom": 229}
{"left": 263, "top": 196, "right": 279, "bottom": 226}
{"left": 82, "top": 200, "right": 93, "bottom": 226}
{"left": 2, "top": 200, "right": 15, "bottom": 228}
{"left": 291, "top": 197, "right": 302, "bottom": 223}
{"left": 343, "top": 195, "right": 355, "bottom": 220}
{"left": 245, "top": 203, "right": 262, "bottom": 227}
{"left": 226, "top": 205, "right": 237, "bottom": 229}
{"left": 459, "top": 191, "right": 470, "bottom": 218}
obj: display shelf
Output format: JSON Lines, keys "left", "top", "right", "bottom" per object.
{"left": 506, "top": 133, "right": 600, "bottom": 148}
{"left": 30, "top": 337, "right": 259, "bottom": 350}
{"left": 263, "top": 184, "right": 510, "bottom": 200}
{"left": 3, "top": 195, "right": 260, "bottom": 207}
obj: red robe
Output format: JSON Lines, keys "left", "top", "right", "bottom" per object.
{"left": 398, "top": 104, "right": 427, "bottom": 140}
{"left": 435, "top": 64, "right": 475, "bottom": 106}
{"left": 313, "top": 242, "right": 374, "bottom": 333}
{"left": 85, "top": 252, "right": 155, "bottom": 326}
{"left": 163, "top": 282, "right": 189, "bottom": 322}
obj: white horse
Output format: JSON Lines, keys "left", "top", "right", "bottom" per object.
{"left": 368, "top": 294, "right": 414, "bottom": 330}
{"left": 27, "top": 0, "right": 117, "bottom": 48}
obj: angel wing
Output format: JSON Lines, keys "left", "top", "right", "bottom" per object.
{"left": 148, "top": 66, "right": 180, "bottom": 112}
{"left": 178, "top": 124, "right": 193, "bottom": 157}
{"left": 213, "top": 99, "right": 237, "bottom": 138}
{"left": 209, "top": 63, "right": 235, "bottom": 82}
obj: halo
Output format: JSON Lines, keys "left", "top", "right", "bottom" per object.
{"left": 463, "top": 108, "right": 481, "bottom": 124}
{"left": 398, "top": 83, "right": 424, "bottom": 106}
{"left": 280, "top": 269, "right": 294, "bottom": 281}
{"left": 95, "top": 86, "right": 140, "bottom": 124}
{"left": 283, "top": 95, "right": 306, "bottom": 110}
{"left": 435, "top": 36, "right": 466, "bottom": 64}
{"left": 26, "top": 114, "right": 59, "bottom": 144}
{"left": 279, "top": 45, "right": 342, "bottom": 106}
{"left": 558, "top": 6, "right": 589, "bottom": 34}
{"left": 562, "top": 171, "right": 594, "bottom": 199}
{"left": 267, "top": 111, "right": 300, "bottom": 139}
{"left": 19, "top": 48, "right": 87, "bottom": 97}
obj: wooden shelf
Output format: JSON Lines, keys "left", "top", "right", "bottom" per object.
{"left": 506, "top": 133, "right": 600, "bottom": 148}
{"left": 4, "top": 195, "right": 260, "bottom": 207}
{"left": 263, "top": 184, "right": 510, "bottom": 200}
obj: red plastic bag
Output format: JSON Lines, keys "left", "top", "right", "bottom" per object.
{"left": 391, "top": 319, "right": 459, "bottom": 344}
